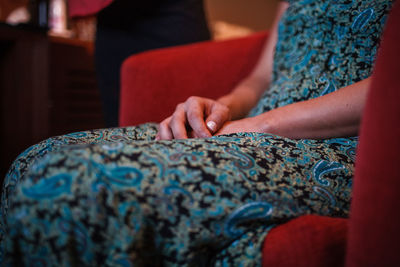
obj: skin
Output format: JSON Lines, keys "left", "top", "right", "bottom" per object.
{"left": 157, "top": 2, "right": 371, "bottom": 141}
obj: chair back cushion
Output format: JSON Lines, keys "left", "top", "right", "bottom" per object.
{"left": 346, "top": 2, "right": 400, "bottom": 266}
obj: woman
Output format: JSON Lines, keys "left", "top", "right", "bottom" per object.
{"left": 1, "top": 0, "right": 393, "bottom": 266}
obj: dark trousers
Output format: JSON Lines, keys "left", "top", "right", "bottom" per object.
{"left": 95, "top": 0, "right": 211, "bottom": 127}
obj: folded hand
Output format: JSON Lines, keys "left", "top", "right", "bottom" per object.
{"left": 215, "top": 116, "right": 267, "bottom": 136}
{"left": 156, "top": 96, "right": 231, "bottom": 140}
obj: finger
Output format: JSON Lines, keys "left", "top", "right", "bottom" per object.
{"left": 185, "top": 99, "right": 212, "bottom": 138}
{"left": 170, "top": 107, "right": 189, "bottom": 139}
{"left": 188, "top": 130, "right": 201, "bottom": 139}
{"left": 158, "top": 118, "right": 173, "bottom": 140}
{"left": 187, "top": 129, "right": 196, "bottom": 139}
{"left": 205, "top": 104, "right": 231, "bottom": 134}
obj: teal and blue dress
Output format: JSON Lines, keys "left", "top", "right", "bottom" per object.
{"left": 0, "top": 0, "right": 393, "bottom": 266}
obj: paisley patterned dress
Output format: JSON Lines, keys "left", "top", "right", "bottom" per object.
{"left": 0, "top": 0, "right": 393, "bottom": 266}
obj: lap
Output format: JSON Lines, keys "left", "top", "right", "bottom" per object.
{"left": 1, "top": 123, "right": 357, "bottom": 266}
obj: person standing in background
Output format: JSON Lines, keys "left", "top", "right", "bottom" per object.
{"left": 69, "top": 0, "right": 211, "bottom": 127}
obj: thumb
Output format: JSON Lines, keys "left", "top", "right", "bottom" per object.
{"left": 205, "top": 107, "right": 230, "bottom": 134}
{"left": 206, "top": 120, "right": 218, "bottom": 133}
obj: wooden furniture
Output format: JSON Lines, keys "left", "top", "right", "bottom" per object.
{"left": 0, "top": 23, "right": 104, "bottom": 181}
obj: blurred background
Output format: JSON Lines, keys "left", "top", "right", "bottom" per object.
{"left": 207, "top": 0, "right": 278, "bottom": 39}
{"left": 0, "top": 0, "right": 278, "bottom": 179}
{"left": 0, "top": 0, "right": 278, "bottom": 40}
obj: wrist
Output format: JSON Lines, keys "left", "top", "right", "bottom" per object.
{"left": 257, "top": 111, "right": 279, "bottom": 134}
{"left": 217, "top": 95, "right": 236, "bottom": 119}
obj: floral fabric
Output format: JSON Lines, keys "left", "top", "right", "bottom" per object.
{"left": 0, "top": 0, "right": 393, "bottom": 266}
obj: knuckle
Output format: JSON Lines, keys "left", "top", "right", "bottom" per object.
{"left": 187, "top": 110, "right": 199, "bottom": 122}
{"left": 217, "top": 105, "right": 231, "bottom": 120}
{"left": 160, "top": 117, "right": 171, "bottom": 126}
{"left": 187, "top": 96, "right": 199, "bottom": 104}
{"left": 187, "top": 96, "right": 196, "bottom": 102}
{"left": 175, "top": 103, "right": 184, "bottom": 111}
{"left": 171, "top": 112, "right": 181, "bottom": 123}
{"left": 170, "top": 117, "right": 182, "bottom": 130}
{"left": 215, "top": 102, "right": 228, "bottom": 112}
{"left": 221, "top": 105, "right": 229, "bottom": 113}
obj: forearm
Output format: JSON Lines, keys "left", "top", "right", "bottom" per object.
{"left": 217, "top": 78, "right": 267, "bottom": 120}
{"left": 260, "top": 78, "right": 371, "bottom": 139}
{"left": 217, "top": 2, "right": 289, "bottom": 121}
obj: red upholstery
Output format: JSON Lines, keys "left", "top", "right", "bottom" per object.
{"left": 119, "top": 32, "right": 267, "bottom": 126}
{"left": 346, "top": 2, "right": 400, "bottom": 266}
{"left": 262, "top": 215, "right": 347, "bottom": 267}
{"left": 68, "top": 0, "right": 113, "bottom": 17}
{"left": 119, "top": 3, "right": 400, "bottom": 264}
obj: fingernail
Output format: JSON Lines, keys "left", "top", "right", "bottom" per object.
{"left": 207, "top": 121, "right": 217, "bottom": 132}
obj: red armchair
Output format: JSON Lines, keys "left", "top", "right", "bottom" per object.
{"left": 120, "top": 3, "right": 400, "bottom": 266}
{"left": 120, "top": 32, "right": 268, "bottom": 126}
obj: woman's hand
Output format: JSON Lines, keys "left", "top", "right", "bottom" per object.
{"left": 156, "top": 96, "right": 231, "bottom": 140}
{"left": 215, "top": 115, "right": 269, "bottom": 136}
{"left": 217, "top": 77, "right": 371, "bottom": 139}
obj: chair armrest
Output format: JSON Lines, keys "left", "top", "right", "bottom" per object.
{"left": 262, "top": 215, "right": 347, "bottom": 267}
{"left": 119, "top": 32, "right": 268, "bottom": 126}
{"left": 346, "top": 3, "right": 400, "bottom": 266}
